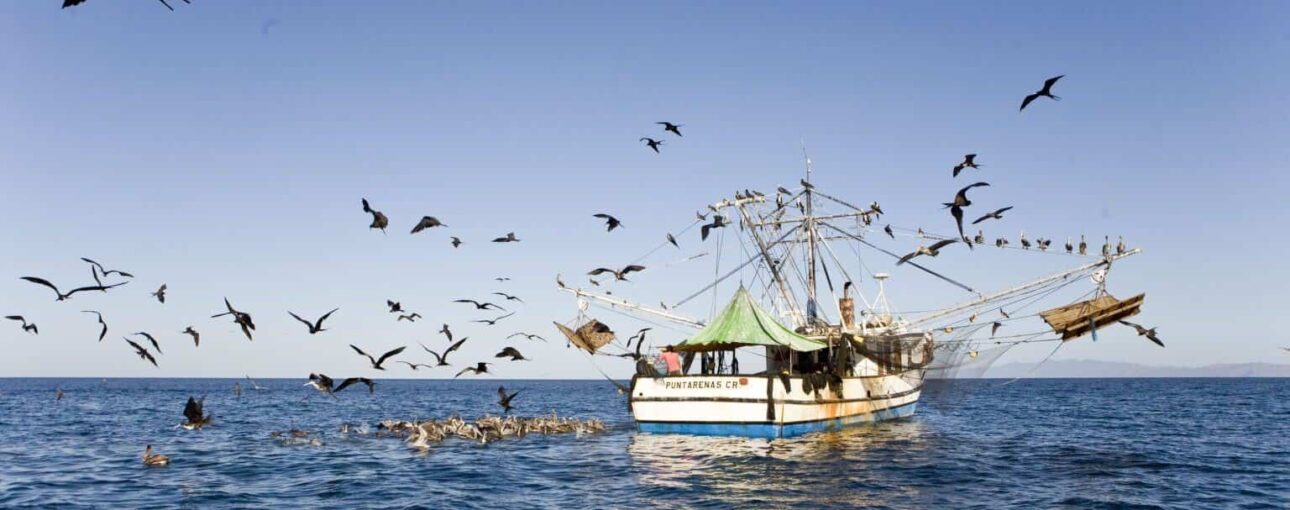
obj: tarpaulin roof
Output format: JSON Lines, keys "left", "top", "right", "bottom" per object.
{"left": 675, "top": 286, "right": 827, "bottom": 353}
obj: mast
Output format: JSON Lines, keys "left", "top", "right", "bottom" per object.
{"left": 802, "top": 146, "right": 819, "bottom": 332}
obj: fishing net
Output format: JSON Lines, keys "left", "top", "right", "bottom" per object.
{"left": 553, "top": 319, "right": 617, "bottom": 354}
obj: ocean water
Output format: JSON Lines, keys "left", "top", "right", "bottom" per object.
{"left": 0, "top": 378, "right": 1285, "bottom": 509}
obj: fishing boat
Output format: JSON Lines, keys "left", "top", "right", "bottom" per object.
{"left": 558, "top": 159, "right": 1144, "bottom": 439}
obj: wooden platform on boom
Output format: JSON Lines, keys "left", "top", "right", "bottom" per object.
{"left": 1040, "top": 293, "right": 1145, "bottom": 340}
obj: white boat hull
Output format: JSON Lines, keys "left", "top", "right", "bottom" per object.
{"left": 630, "top": 371, "right": 923, "bottom": 438}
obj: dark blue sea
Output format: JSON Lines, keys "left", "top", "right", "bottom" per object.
{"left": 0, "top": 378, "right": 1285, "bottom": 509}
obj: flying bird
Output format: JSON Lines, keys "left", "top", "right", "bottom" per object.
{"left": 666, "top": 233, "right": 679, "bottom": 248}
{"left": 507, "top": 332, "right": 548, "bottom": 342}
{"left": 897, "top": 239, "right": 959, "bottom": 265}
{"left": 587, "top": 265, "right": 646, "bottom": 281}
{"left": 991, "top": 322, "right": 1003, "bottom": 337}
{"left": 495, "top": 346, "right": 529, "bottom": 361}
{"left": 133, "top": 332, "right": 163, "bottom": 355}
{"left": 125, "top": 338, "right": 158, "bottom": 367}
{"left": 80, "top": 258, "right": 134, "bottom": 283}
{"left": 397, "top": 313, "right": 422, "bottom": 322}
{"left": 640, "top": 137, "right": 663, "bottom": 153}
{"left": 6, "top": 316, "right": 38, "bottom": 335}
{"left": 1118, "top": 320, "right": 1165, "bottom": 347}
{"left": 453, "top": 299, "right": 505, "bottom": 311}
{"left": 454, "top": 362, "right": 492, "bottom": 378}
{"left": 473, "top": 312, "right": 516, "bottom": 326}
{"left": 700, "top": 215, "right": 727, "bottom": 241}
{"left": 450, "top": 237, "right": 463, "bottom": 248}
{"left": 492, "top": 232, "right": 520, "bottom": 243}
{"left": 20, "top": 276, "right": 125, "bottom": 302}
{"left": 884, "top": 225, "right": 895, "bottom": 239}
{"left": 439, "top": 323, "right": 454, "bottom": 342}
{"left": 1020, "top": 75, "right": 1064, "bottom": 112}
{"left": 82, "top": 310, "right": 107, "bottom": 341}
{"left": 657, "top": 122, "right": 683, "bottom": 137}
{"left": 350, "top": 345, "right": 406, "bottom": 370}
{"left": 972, "top": 206, "right": 1014, "bottom": 225}
{"left": 952, "top": 154, "right": 981, "bottom": 178}
{"left": 180, "top": 397, "right": 212, "bottom": 430}
{"left": 420, "top": 338, "right": 467, "bottom": 366}
{"left": 492, "top": 292, "right": 524, "bottom": 303}
{"left": 211, "top": 298, "right": 255, "bottom": 341}
{"left": 593, "top": 213, "right": 623, "bottom": 232}
{"left": 288, "top": 308, "right": 339, "bottom": 335}
{"left": 397, "top": 361, "right": 434, "bottom": 371}
{"left": 306, "top": 373, "right": 375, "bottom": 398}
{"left": 181, "top": 327, "right": 200, "bottom": 347}
{"left": 361, "top": 198, "right": 389, "bottom": 233}
{"left": 944, "top": 182, "right": 990, "bottom": 241}
{"left": 151, "top": 284, "right": 167, "bottom": 304}
{"left": 410, "top": 216, "right": 447, "bottom": 234}
{"left": 497, "top": 385, "right": 522, "bottom": 413}
{"left": 387, "top": 300, "right": 403, "bottom": 313}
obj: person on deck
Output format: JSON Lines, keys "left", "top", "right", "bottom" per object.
{"left": 660, "top": 345, "right": 682, "bottom": 375}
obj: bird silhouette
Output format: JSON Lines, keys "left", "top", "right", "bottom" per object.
{"left": 20, "top": 276, "right": 125, "bottom": 302}
{"left": 420, "top": 338, "right": 467, "bottom": 366}
{"left": 288, "top": 308, "right": 338, "bottom": 335}
{"left": 700, "top": 215, "right": 727, "bottom": 241}
{"left": 497, "top": 385, "right": 522, "bottom": 412}
{"left": 396, "top": 313, "right": 422, "bottom": 322}
{"left": 492, "top": 292, "right": 524, "bottom": 303}
{"left": 657, "top": 122, "right": 683, "bottom": 137}
{"left": 1119, "top": 320, "right": 1164, "bottom": 347}
{"left": 387, "top": 300, "right": 403, "bottom": 313}
{"left": 455, "top": 362, "right": 491, "bottom": 378}
{"left": 587, "top": 265, "right": 646, "bottom": 281}
{"left": 133, "top": 331, "right": 163, "bottom": 355}
{"left": 211, "top": 298, "right": 255, "bottom": 341}
{"left": 453, "top": 299, "right": 505, "bottom": 311}
{"left": 450, "top": 236, "right": 463, "bottom": 248}
{"left": 495, "top": 346, "right": 529, "bottom": 361}
{"left": 80, "top": 258, "right": 134, "bottom": 283}
{"left": 593, "top": 213, "right": 623, "bottom": 231}
{"left": 350, "top": 345, "right": 406, "bottom": 370}
{"left": 151, "top": 284, "right": 167, "bottom": 304}
{"left": 640, "top": 137, "right": 663, "bottom": 153}
{"left": 666, "top": 233, "right": 679, "bottom": 248}
{"left": 181, "top": 327, "right": 200, "bottom": 347}
{"left": 507, "top": 332, "right": 548, "bottom": 342}
{"left": 1020, "top": 75, "right": 1064, "bottom": 111}
{"left": 6, "top": 315, "right": 38, "bottom": 335}
{"left": 410, "top": 216, "right": 447, "bottom": 234}
{"left": 884, "top": 225, "right": 895, "bottom": 239}
{"left": 944, "top": 182, "right": 989, "bottom": 241}
{"left": 473, "top": 312, "right": 516, "bottom": 326}
{"left": 897, "top": 239, "right": 959, "bottom": 265}
{"left": 439, "top": 323, "right": 454, "bottom": 342}
{"left": 952, "top": 154, "right": 981, "bottom": 178}
{"left": 361, "top": 198, "right": 389, "bottom": 233}
{"left": 491, "top": 232, "right": 520, "bottom": 243}
{"left": 125, "top": 338, "right": 158, "bottom": 367}
{"left": 397, "top": 361, "right": 434, "bottom": 371}
{"left": 180, "top": 396, "right": 212, "bottom": 430}
{"left": 81, "top": 311, "right": 107, "bottom": 341}
{"left": 972, "top": 206, "right": 1013, "bottom": 225}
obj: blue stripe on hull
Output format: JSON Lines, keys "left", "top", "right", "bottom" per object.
{"left": 637, "top": 401, "right": 919, "bottom": 439}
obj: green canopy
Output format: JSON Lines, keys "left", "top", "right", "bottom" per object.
{"left": 675, "top": 286, "right": 827, "bottom": 353}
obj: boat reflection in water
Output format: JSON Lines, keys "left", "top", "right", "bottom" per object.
{"left": 626, "top": 419, "right": 931, "bottom": 507}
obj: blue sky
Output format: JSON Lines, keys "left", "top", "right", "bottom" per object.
{"left": 2, "top": 1, "right": 1287, "bottom": 378}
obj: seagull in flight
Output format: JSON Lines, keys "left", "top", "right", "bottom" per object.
{"left": 587, "top": 265, "right": 646, "bottom": 281}
{"left": 82, "top": 311, "right": 107, "bottom": 341}
{"left": 361, "top": 198, "right": 389, "bottom": 233}
{"left": 1118, "top": 320, "right": 1165, "bottom": 347}
{"left": 657, "top": 122, "right": 683, "bottom": 137}
{"left": 6, "top": 316, "right": 38, "bottom": 335}
{"left": 455, "top": 362, "right": 492, "bottom": 378}
{"left": 497, "top": 385, "right": 522, "bottom": 413}
{"left": 288, "top": 308, "right": 339, "bottom": 335}
{"left": 952, "top": 154, "right": 981, "bottom": 178}
{"left": 492, "top": 292, "right": 524, "bottom": 304}
{"left": 593, "top": 213, "right": 623, "bottom": 232}
{"left": 125, "top": 338, "right": 158, "bottom": 367}
{"left": 410, "top": 216, "right": 447, "bottom": 234}
{"left": 211, "top": 298, "right": 255, "bottom": 341}
{"left": 473, "top": 312, "right": 516, "bottom": 326}
{"left": 420, "top": 338, "right": 467, "bottom": 366}
{"left": 1020, "top": 75, "right": 1064, "bottom": 112}
{"left": 453, "top": 299, "right": 505, "bottom": 311}
{"left": 897, "top": 239, "right": 959, "bottom": 265}
{"left": 20, "top": 276, "right": 125, "bottom": 302}
{"left": 491, "top": 232, "right": 520, "bottom": 243}
{"left": 495, "top": 346, "right": 529, "bottom": 361}
{"left": 508, "top": 332, "right": 547, "bottom": 342}
{"left": 350, "top": 345, "right": 406, "bottom": 370}
{"left": 181, "top": 327, "right": 200, "bottom": 347}
{"left": 151, "top": 284, "right": 167, "bottom": 304}
{"left": 640, "top": 137, "right": 663, "bottom": 153}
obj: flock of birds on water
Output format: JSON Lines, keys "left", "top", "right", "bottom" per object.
{"left": 5, "top": 49, "right": 1176, "bottom": 465}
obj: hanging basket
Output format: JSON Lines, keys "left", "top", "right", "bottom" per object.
{"left": 553, "top": 319, "right": 617, "bottom": 354}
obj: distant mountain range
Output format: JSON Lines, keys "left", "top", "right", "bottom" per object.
{"left": 974, "top": 359, "right": 1290, "bottom": 378}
